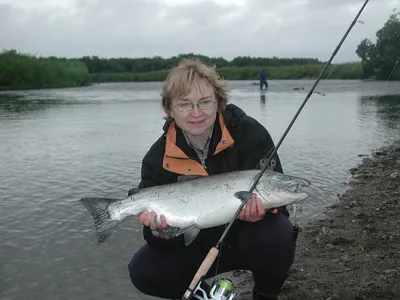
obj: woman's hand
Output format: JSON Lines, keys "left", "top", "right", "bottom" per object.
{"left": 138, "top": 210, "right": 168, "bottom": 230}
{"left": 238, "top": 194, "right": 278, "bottom": 222}
{"left": 139, "top": 211, "right": 179, "bottom": 239}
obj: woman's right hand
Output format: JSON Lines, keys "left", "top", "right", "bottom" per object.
{"left": 138, "top": 210, "right": 168, "bottom": 230}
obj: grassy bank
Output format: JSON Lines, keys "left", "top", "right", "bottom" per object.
{"left": 0, "top": 50, "right": 90, "bottom": 91}
{"left": 91, "top": 62, "right": 364, "bottom": 83}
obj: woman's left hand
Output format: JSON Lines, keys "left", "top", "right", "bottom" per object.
{"left": 238, "top": 193, "right": 278, "bottom": 222}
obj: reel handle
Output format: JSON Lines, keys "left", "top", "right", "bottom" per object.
{"left": 189, "top": 247, "right": 219, "bottom": 290}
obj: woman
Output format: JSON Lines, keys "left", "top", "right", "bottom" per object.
{"left": 128, "top": 58, "right": 297, "bottom": 300}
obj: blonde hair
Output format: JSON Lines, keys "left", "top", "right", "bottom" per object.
{"left": 161, "top": 57, "right": 229, "bottom": 120}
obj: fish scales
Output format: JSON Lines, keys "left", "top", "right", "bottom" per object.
{"left": 79, "top": 169, "right": 312, "bottom": 246}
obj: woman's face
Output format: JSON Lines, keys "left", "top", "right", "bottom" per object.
{"left": 169, "top": 80, "right": 218, "bottom": 136}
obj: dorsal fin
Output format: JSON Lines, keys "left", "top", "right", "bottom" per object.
{"left": 126, "top": 187, "right": 139, "bottom": 196}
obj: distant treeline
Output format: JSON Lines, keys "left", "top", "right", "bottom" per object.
{"left": 80, "top": 54, "right": 322, "bottom": 74}
{"left": 91, "top": 62, "right": 363, "bottom": 83}
{"left": 0, "top": 12, "right": 398, "bottom": 90}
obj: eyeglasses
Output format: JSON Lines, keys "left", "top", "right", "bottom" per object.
{"left": 171, "top": 99, "right": 217, "bottom": 113}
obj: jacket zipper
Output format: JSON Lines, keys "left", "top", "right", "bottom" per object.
{"left": 200, "top": 159, "right": 207, "bottom": 169}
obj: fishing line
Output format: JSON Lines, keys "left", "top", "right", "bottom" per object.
{"left": 385, "top": 56, "right": 400, "bottom": 83}
{"left": 372, "top": 56, "right": 400, "bottom": 103}
{"left": 253, "top": 18, "right": 370, "bottom": 174}
{"left": 325, "top": 64, "right": 337, "bottom": 80}
{"left": 255, "top": 16, "right": 367, "bottom": 224}
{"left": 363, "top": 10, "right": 399, "bottom": 103}
{"left": 214, "top": 0, "right": 371, "bottom": 248}
{"left": 244, "top": 0, "right": 370, "bottom": 196}
{"left": 181, "top": 1, "right": 370, "bottom": 298}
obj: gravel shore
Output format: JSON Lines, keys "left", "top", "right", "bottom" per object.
{"left": 231, "top": 140, "right": 400, "bottom": 300}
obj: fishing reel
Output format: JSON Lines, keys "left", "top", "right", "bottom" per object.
{"left": 192, "top": 277, "right": 236, "bottom": 300}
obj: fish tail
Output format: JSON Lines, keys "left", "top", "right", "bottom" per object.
{"left": 79, "top": 197, "right": 121, "bottom": 245}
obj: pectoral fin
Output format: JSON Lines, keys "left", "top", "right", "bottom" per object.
{"left": 175, "top": 223, "right": 197, "bottom": 236}
{"left": 175, "top": 224, "right": 201, "bottom": 246}
{"left": 234, "top": 191, "right": 253, "bottom": 202}
{"left": 183, "top": 227, "right": 201, "bottom": 246}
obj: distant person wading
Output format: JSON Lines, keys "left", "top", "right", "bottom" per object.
{"left": 260, "top": 68, "right": 268, "bottom": 90}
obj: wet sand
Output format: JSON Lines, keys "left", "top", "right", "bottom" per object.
{"left": 231, "top": 140, "right": 400, "bottom": 299}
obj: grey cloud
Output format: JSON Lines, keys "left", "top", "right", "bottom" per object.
{"left": 0, "top": 0, "right": 398, "bottom": 62}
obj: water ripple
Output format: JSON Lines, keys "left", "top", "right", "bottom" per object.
{"left": 1, "top": 81, "right": 400, "bottom": 300}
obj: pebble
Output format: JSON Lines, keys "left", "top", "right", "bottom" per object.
{"left": 383, "top": 269, "right": 398, "bottom": 275}
{"left": 326, "top": 243, "right": 334, "bottom": 249}
{"left": 340, "top": 255, "right": 352, "bottom": 262}
{"left": 389, "top": 171, "right": 399, "bottom": 179}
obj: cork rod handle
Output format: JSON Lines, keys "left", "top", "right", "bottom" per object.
{"left": 188, "top": 247, "right": 219, "bottom": 290}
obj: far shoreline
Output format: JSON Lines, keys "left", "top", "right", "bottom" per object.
{"left": 0, "top": 77, "right": 385, "bottom": 93}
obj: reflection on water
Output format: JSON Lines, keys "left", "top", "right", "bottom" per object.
{"left": 1, "top": 80, "right": 400, "bottom": 300}
{"left": 0, "top": 94, "right": 65, "bottom": 116}
{"left": 359, "top": 94, "right": 400, "bottom": 131}
{"left": 356, "top": 94, "right": 400, "bottom": 148}
{"left": 260, "top": 92, "right": 266, "bottom": 105}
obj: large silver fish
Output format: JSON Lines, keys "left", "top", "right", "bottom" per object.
{"left": 80, "top": 169, "right": 311, "bottom": 246}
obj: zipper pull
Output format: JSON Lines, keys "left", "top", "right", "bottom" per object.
{"left": 201, "top": 159, "right": 207, "bottom": 169}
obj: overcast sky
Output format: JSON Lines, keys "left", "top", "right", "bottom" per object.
{"left": 0, "top": 0, "right": 399, "bottom": 62}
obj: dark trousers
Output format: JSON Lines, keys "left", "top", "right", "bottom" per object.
{"left": 260, "top": 80, "right": 268, "bottom": 90}
{"left": 128, "top": 213, "right": 297, "bottom": 299}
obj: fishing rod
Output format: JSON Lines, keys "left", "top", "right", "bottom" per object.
{"left": 181, "top": 1, "right": 370, "bottom": 299}
{"left": 218, "top": 2, "right": 372, "bottom": 250}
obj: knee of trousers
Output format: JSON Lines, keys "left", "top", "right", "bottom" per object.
{"left": 128, "top": 252, "right": 154, "bottom": 295}
{"left": 245, "top": 238, "right": 295, "bottom": 272}
{"left": 238, "top": 219, "right": 297, "bottom": 272}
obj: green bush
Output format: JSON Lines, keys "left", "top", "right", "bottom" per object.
{"left": 0, "top": 50, "right": 90, "bottom": 90}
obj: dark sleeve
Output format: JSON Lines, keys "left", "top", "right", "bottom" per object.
{"left": 238, "top": 116, "right": 283, "bottom": 174}
{"left": 137, "top": 154, "right": 161, "bottom": 189}
{"left": 136, "top": 143, "right": 185, "bottom": 249}
{"left": 125, "top": 160, "right": 161, "bottom": 197}
{"left": 137, "top": 138, "right": 171, "bottom": 189}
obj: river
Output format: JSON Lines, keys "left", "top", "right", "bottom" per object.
{"left": 1, "top": 80, "right": 400, "bottom": 300}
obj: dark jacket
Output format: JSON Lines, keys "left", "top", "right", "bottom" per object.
{"left": 260, "top": 69, "right": 267, "bottom": 81}
{"left": 137, "top": 103, "right": 288, "bottom": 249}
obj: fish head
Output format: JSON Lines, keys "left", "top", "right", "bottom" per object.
{"left": 254, "top": 171, "right": 311, "bottom": 208}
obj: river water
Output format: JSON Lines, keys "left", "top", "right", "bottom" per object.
{"left": 1, "top": 80, "right": 400, "bottom": 300}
